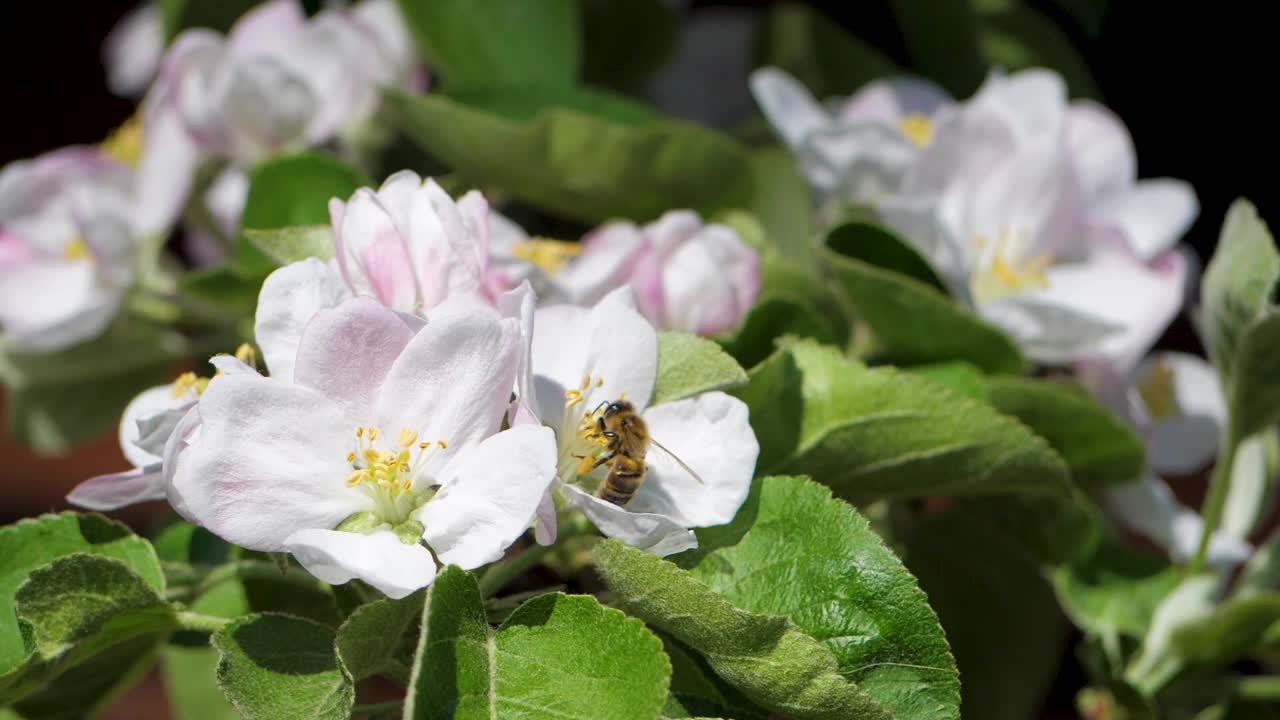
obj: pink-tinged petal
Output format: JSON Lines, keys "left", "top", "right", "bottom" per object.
{"left": 749, "top": 67, "right": 832, "bottom": 149}
{"left": 255, "top": 258, "right": 352, "bottom": 382}
{"left": 1025, "top": 250, "right": 1186, "bottom": 371}
{"left": 964, "top": 141, "right": 1084, "bottom": 260}
{"left": 104, "top": 4, "right": 164, "bottom": 98}
{"left": 68, "top": 467, "right": 167, "bottom": 512}
{"left": 375, "top": 299, "right": 521, "bottom": 470}
{"left": 1091, "top": 180, "right": 1199, "bottom": 262}
{"left": 1142, "top": 352, "right": 1227, "bottom": 475}
{"left": 167, "top": 373, "right": 366, "bottom": 551}
{"left": 630, "top": 393, "right": 758, "bottom": 528}
{"left": 530, "top": 287, "right": 658, "bottom": 422}
{"left": 0, "top": 231, "right": 36, "bottom": 270}
{"left": 227, "top": 0, "right": 306, "bottom": 55}
{"left": 0, "top": 261, "right": 120, "bottom": 351}
{"left": 499, "top": 281, "right": 538, "bottom": 426}
{"left": 351, "top": 0, "right": 417, "bottom": 86}
{"left": 645, "top": 210, "right": 704, "bottom": 259}
{"left": 285, "top": 527, "right": 436, "bottom": 599}
{"left": 294, "top": 297, "right": 416, "bottom": 424}
{"left": 839, "top": 76, "right": 950, "bottom": 124}
{"left": 418, "top": 425, "right": 557, "bottom": 568}
{"left": 534, "top": 490, "right": 557, "bottom": 546}
{"left": 336, "top": 188, "right": 418, "bottom": 311}
{"left": 560, "top": 484, "right": 697, "bottom": 557}
{"left": 660, "top": 224, "right": 759, "bottom": 335}
{"left": 454, "top": 189, "right": 491, "bottom": 289}
{"left": 555, "top": 222, "right": 646, "bottom": 306}
{"left": 285, "top": 11, "right": 382, "bottom": 143}
{"left": 1066, "top": 100, "right": 1136, "bottom": 202}
{"left": 216, "top": 57, "right": 317, "bottom": 162}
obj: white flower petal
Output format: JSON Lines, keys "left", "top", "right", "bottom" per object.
{"left": 168, "top": 373, "right": 365, "bottom": 551}
{"left": 418, "top": 425, "right": 557, "bottom": 568}
{"left": 121, "top": 385, "right": 188, "bottom": 467}
{"left": 979, "top": 296, "right": 1119, "bottom": 366}
{"left": 285, "top": 527, "right": 436, "bottom": 599}
{"left": 838, "top": 76, "right": 949, "bottom": 124}
{"left": 534, "top": 490, "right": 557, "bottom": 546}
{"left": 375, "top": 299, "right": 520, "bottom": 464}
{"left": 659, "top": 225, "right": 759, "bottom": 335}
{"left": 627, "top": 393, "right": 758, "bottom": 528}
{"left": 555, "top": 222, "right": 646, "bottom": 307}
{"left": 802, "top": 123, "right": 918, "bottom": 198}
{"left": 1092, "top": 180, "right": 1199, "bottom": 262}
{"left": 498, "top": 281, "right": 538, "bottom": 425}
{"left": 335, "top": 188, "right": 418, "bottom": 311}
{"left": 1142, "top": 352, "right": 1227, "bottom": 474}
{"left": 749, "top": 67, "right": 832, "bottom": 150}
{"left": 0, "top": 261, "right": 120, "bottom": 351}
{"left": 293, "top": 297, "right": 416, "bottom": 424}
{"left": 1105, "top": 473, "right": 1250, "bottom": 568}
{"left": 561, "top": 484, "right": 697, "bottom": 557}
{"left": 255, "top": 258, "right": 352, "bottom": 382}
{"left": 1065, "top": 100, "right": 1136, "bottom": 202}
{"left": 67, "top": 466, "right": 166, "bottom": 511}
{"left": 104, "top": 4, "right": 165, "bottom": 97}
{"left": 1222, "top": 433, "right": 1272, "bottom": 541}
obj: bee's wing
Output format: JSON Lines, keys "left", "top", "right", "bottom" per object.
{"left": 649, "top": 438, "right": 705, "bottom": 485}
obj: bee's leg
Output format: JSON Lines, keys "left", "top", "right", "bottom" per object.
{"left": 588, "top": 450, "right": 616, "bottom": 471}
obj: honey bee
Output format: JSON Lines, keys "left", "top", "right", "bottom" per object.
{"left": 583, "top": 400, "right": 703, "bottom": 507}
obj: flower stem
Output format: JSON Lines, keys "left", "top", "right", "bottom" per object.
{"left": 478, "top": 543, "right": 556, "bottom": 599}
{"left": 1191, "top": 424, "right": 1242, "bottom": 574}
{"left": 1237, "top": 676, "right": 1280, "bottom": 700}
{"left": 176, "top": 611, "right": 231, "bottom": 633}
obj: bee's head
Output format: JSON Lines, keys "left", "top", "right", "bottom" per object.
{"left": 604, "top": 400, "right": 634, "bottom": 417}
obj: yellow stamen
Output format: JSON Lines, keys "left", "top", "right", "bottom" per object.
{"left": 437, "top": 440, "right": 447, "bottom": 449}
{"left": 63, "top": 237, "right": 90, "bottom": 262}
{"left": 510, "top": 237, "right": 582, "bottom": 275}
{"left": 101, "top": 112, "right": 144, "bottom": 168}
{"left": 346, "top": 452, "right": 355, "bottom": 463}
{"left": 897, "top": 113, "right": 934, "bottom": 148}
{"left": 398, "top": 428, "right": 419, "bottom": 448}
{"left": 1138, "top": 359, "right": 1177, "bottom": 421}
{"left": 368, "top": 427, "right": 378, "bottom": 442}
{"left": 356, "top": 427, "right": 364, "bottom": 438}
{"left": 170, "top": 371, "right": 210, "bottom": 399}
{"left": 234, "top": 343, "right": 257, "bottom": 367}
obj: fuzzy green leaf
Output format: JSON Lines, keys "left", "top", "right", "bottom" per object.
{"left": 385, "top": 88, "right": 753, "bottom": 224}
{"left": 334, "top": 590, "right": 421, "bottom": 681}
{"left": 653, "top": 333, "right": 749, "bottom": 405}
{"left": 405, "top": 566, "right": 670, "bottom": 720}
{"left": 212, "top": 613, "right": 354, "bottom": 720}
{"left": 1171, "top": 593, "right": 1280, "bottom": 666}
{"left": 733, "top": 339, "right": 1069, "bottom": 499}
{"left": 243, "top": 225, "right": 335, "bottom": 267}
{"left": 719, "top": 257, "right": 849, "bottom": 370}
{"left": 821, "top": 221, "right": 1025, "bottom": 374}
{"left": 396, "top": 0, "right": 579, "bottom": 90}
{"left": 1201, "top": 199, "right": 1280, "bottom": 377}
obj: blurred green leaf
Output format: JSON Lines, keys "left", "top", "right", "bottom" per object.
{"left": 158, "top": 0, "right": 261, "bottom": 40}
{"left": 746, "top": 149, "right": 816, "bottom": 266}
{"left": 888, "top": 0, "right": 987, "bottom": 96}
{"left": 1201, "top": 199, "right": 1280, "bottom": 377}
{"left": 164, "top": 645, "right": 239, "bottom": 720}
{"left": 243, "top": 226, "right": 334, "bottom": 267}
{"left": 405, "top": 566, "right": 670, "bottom": 719}
{"left": 212, "top": 613, "right": 353, "bottom": 720}
{"left": 1172, "top": 593, "right": 1280, "bottom": 666}
{"left": 718, "top": 257, "right": 849, "bottom": 369}
{"left": 385, "top": 88, "right": 754, "bottom": 224}
{"left": 397, "top": 0, "right": 579, "bottom": 90}
{"left": 821, "top": 221, "right": 1025, "bottom": 374}
{"left": 733, "top": 339, "right": 1068, "bottom": 498}
{"left": 581, "top": 0, "right": 678, "bottom": 92}
{"left": 973, "top": 0, "right": 1100, "bottom": 98}
{"left": 755, "top": 3, "right": 900, "bottom": 98}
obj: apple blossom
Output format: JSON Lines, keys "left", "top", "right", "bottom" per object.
{"left": 67, "top": 346, "right": 259, "bottom": 511}
{"left": 255, "top": 172, "right": 497, "bottom": 380}
{"left": 519, "top": 287, "right": 759, "bottom": 555}
{"left": 0, "top": 149, "right": 139, "bottom": 351}
{"left": 165, "top": 296, "right": 556, "bottom": 598}
{"left": 103, "top": 4, "right": 164, "bottom": 98}
{"left": 750, "top": 66, "right": 950, "bottom": 204}
{"left": 556, "top": 211, "right": 760, "bottom": 336}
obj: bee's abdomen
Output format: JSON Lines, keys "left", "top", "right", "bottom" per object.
{"left": 599, "top": 467, "right": 644, "bottom": 506}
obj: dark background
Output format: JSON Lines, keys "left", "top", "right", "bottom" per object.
{"left": 0, "top": 1, "right": 1272, "bottom": 265}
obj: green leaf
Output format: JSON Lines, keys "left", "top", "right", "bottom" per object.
{"left": 212, "top": 613, "right": 354, "bottom": 720}
{"left": 755, "top": 2, "right": 900, "bottom": 98}
{"left": 907, "top": 361, "right": 988, "bottom": 401}
{"left": 235, "top": 153, "right": 369, "bottom": 275}
{"left": 334, "top": 590, "right": 421, "bottom": 681}
{"left": 595, "top": 539, "right": 892, "bottom": 720}
{"left": 984, "top": 377, "right": 1146, "bottom": 487}
{"left": 1201, "top": 199, "right": 1280, "bottom": 379}
{"left": 733, "top": 339, "right": 1069, "bottom": 499}
{"left": 164, "top": 646, "right": 240, "bottom": 720}
{"left": 746, "top": 149, "right": 816, "bottom": 266}
{"left": 719, "top": 257, "right": 849, "bottom": 370}
{"left": 405, "top": 566, "right": 670, "bottom": 720}
{"left": 0, "top": 321, "right": 183, "bottom": 452}
{"left": 821, "top": 221, "right": 1025, "bottom": 374}
{"left": 581, "top": 0, "right": 678, "bottom": 93}
{"left": 888, "top": 0, "right": 987, "bottom": 96}
{"left": 680, "top": 476, "right": 960, "bottom": 719}
{"left": 905, "top": 509, "right": 1068, "bottom": 720}
{"left": 385, "top": 88, "right": 754, "bottom": 224}
{"left": 972, "top": 0, "right": 1100, "bottom": 98}
{"left": 0, "top": 513, "right": 164, "bottom": 676}
{"left": 8, "top": 634, "right": 160, "bottom": 720}
{"left": 1052, "top": 536, "right": 1180, "bottom": 641}
{"left": 158, "top": 0, "right": 260, "bottom": 40}
{"left": 243, "top": 225, "right": 335, "bottom": 266}
{"left": 1229, "top": 311, "right": 1280, "bottom": 438}
{"left": 396, "top": 0, "right": 579, "bottom": 90}
{"left": 652, "top": 333, "right": 749, "bottom": 405}
{"left": 1171, "top": 593, "right": 1280, "bottom": 666}
{"left": 660, "top": 633, "right": 769, "bottom": 720}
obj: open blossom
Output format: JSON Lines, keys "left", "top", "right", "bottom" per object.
{"left": 519, "top": 287, "right": 759, "bottom": 555}
{"left": 1084, "top": 354, "right": 1252, "bottom": 568}
{"left": 878, "top": 70, "right": 1191, "bottom": 368}
{"left": 0, "top": 149, "right": 140, "bottom": 350}
{"left": 750, "top": 66, "right": 950, "bottom": 204}
{"left": 68, "top": 347, "right": 258, "bottom": 511}
{"left": 556, "top": 211, "right": 760, "bottom": 336}
{"left": 149, "top": 0, "right": 416, "bottom": 165}
{"left": 255, "top": 171, "right": 494, "bottom": 380}
{"left": 164, "top": 297, "right": 556, "bottom": 598}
